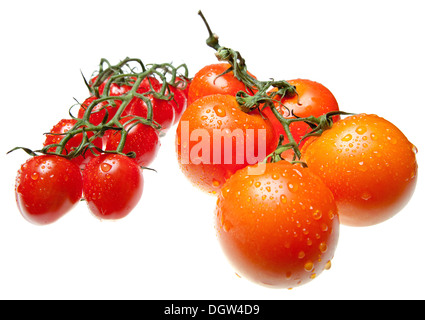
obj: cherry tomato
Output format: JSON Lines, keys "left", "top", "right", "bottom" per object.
{"left": 301, "top": 113, "right": 418, "bottom": 226}
{"left": 103, "top": 116, "right": 161, "bottom": 167}
{"left": 82, "top": 154, "right": 144, "bottom": 220}
{"left": 188, "top": 63, "right": 254, "bottom": 105}
{"left": 169, "top": 84, "right": 188, "bottom": 124}
{"left": 43, "top": 119, "right": 102, "bottom": 169}
{"left": 262, "top": 79, "right": 340, "bottom": 160}
{"left": 175, "top": 76, "right": 191, "bottom": 100}
{"left": 15, "top": 155, "right": 83, "bottom": 225}
{"left": 216, "top": 161, "right": 339, "bottom": 288}
{"left": 176, "top": 94, "right": 276, "bottom": 194}
{"left": 77, "top": 96, "right": 120, "bottom": 126}
{"left": 125, "top": 90, "right": 175, "bottom": 133}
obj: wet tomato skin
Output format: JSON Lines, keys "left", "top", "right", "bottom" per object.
{"left": 188, "top": 63, "right": 253, "bottom": 105}
{"left": 262, "top": 79, "right": 340, "bottom": 160}
{"left": 302, "top": 113, "right": 418, "bottom": 226}
{"left": 15, "top": 155, "right": 83, "bottom": 225}
{"left": 43, "top": 119, "right": 102, "bottom": 170}
{"left": 82, "top": 154, "right": 144, "bottom": 220}
{"left": 215, "top": 161, "right": 339, "bottom": 288}
{"left": 103, "top": 117, "right": 161, "bottom": 167}
{"left": 176, "top": 94, "right": 276, "bottom": 194}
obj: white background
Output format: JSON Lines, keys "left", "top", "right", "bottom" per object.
{"left": 1, "top": 0, "right": 424, "bottom": 300}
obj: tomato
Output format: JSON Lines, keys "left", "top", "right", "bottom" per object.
{"left": 175, "top": 76, "right": 191, "bottom": 100}
{"left": 103, "top": 116, "right": 161, "bottom": 167}
{"left": 15, "top": 155, "right": 83, "bottom": 225}
{"left": 188, "top": 63, "right": 254, "bottom": 105}
{"left": 125, "top": 91, "right": 175, "bottom": 133}
{"left": 82, "top": 154, "right": 144, "bottom": 220}
{"left": 43, "top": 119, "right": 102, "bottom": 169}
{"left": 176, "top": 94, "right": 276, "bottom": 194}
{"left": 215, "top": 161, "right": 339, "bottom": 288}
{"left": 301, "top": 113, "right": 418, "bottom": 226}
{"left": 262, "top": 79, "right": 340, "bottom": 160}
{"left": 77, "top": 96, "right": 120, "bottom": 126}
{"left": 89, "top": 75, "right": 108, "bottom": 96}
{"left": 169, "top": 84, "right": 188, "bottom": 124}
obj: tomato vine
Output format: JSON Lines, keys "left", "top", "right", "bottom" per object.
{"left": 198, "top": 10, "right": 351, "bottom": 163}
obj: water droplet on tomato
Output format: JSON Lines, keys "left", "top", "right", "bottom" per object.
{"left": 361, "top": 192, "right": 372, "bottom": 200}
{"left": 31, "top": 172, "right": 39, "bottom": 180}
{"left": 313, "top": 209, "right": 322, "bottom": 220}
{"left": 213, "top": 105, "right": 226, "bottom": 117}
{"left": 304, "top": 262, "right": 314, "bottom": 272}
{"left": 255, "top": 181, "right": 261, "bottom": 188}
{"left": 356, "top": 126, "right": 367, "bottom": 135}
{"left": 341, "top": 134, "right": 352, "bottom": 142}
{"left": 287, "top": 182, "right": 298, "bottom": 192}
{"left": 325, "top": 260, "right": 332, "bottom": 270}
{"left": 370, "top": 133, "right": 378, "bottom": 141}
{"left": 319, "top": 242, "right": 328, "bottom": 253}
{"left": 412, "top": 144, "right": 418, "bottom": 154}
{"left": 212, "top": 179, "right": 220, "bottom": 187}
{"left": 298, "top": 251, "right": 305, "bottom": 259}
{"left": 101, "top": 163, "right": 112, "bottom": 173}
{"left": 280, "top": 194, "right": 287, "bottom": 204}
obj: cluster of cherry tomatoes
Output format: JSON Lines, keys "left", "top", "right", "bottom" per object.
{"left": 174, "top": 12, "right": 418, "bottom": 289}
{"left": 13, "top": 59, "right": 189, "bottom": 225}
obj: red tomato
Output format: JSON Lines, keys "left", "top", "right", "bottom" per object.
{"left": 176, "top": 94, "right": 276, "bottom": 194}
{"left": 262, "top": 79, "right": 340, "bottom": 160}
{"left": 82, "top": 154, "right": 144, "bottom": 220}
{"left": 301, "top": 113, "right": 418, "bottom": 226}
{"left": 77, "top": 96, "right": 120, "bottom": 126}
{"left": 216, "top": 161, "right": 339, "bottom": 288}
{"left": 169, "top": 84, "right": 188, "bottom": 124}
{"left": 125, "top": 90, "right": 175, "bottom": 133}
{"left": 175, "top": 76, "right": 191, "bottom": 99}
{"left": 43, "top": 119, "right": 102, "bottom": 169}
{"left": 15, "top": 155, "right": 83, "bottom": 225}
{"left": 188, "top": 63, "right": 254, "bottom": 105}
{"left": 103, "top": 116, "right": 161, "bottom": 167}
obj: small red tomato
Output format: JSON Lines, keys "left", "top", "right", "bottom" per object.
{"left": 82, "top": 154, "right": 144, "bottom": 220}
{"left": 43, "top": 119, "right": 102, "bottom": 170}
{"left": 78, "top": 96, "right": 121, "bottom": 126}
{"left": 125, "top": 92, "right": 175, "bottom": 133}
{"left": 169, "top": 84, "right": 188, "bottom": 124}
{"left": 175, "top": 76, "right": 191, "bottom": 99}
{"left": 188, "top": 63, "right": 255, "bottom": 105}
{"left": 15, "top": 155, "right": 83, "bottom": 225}
{"left": 103, "top": 116, "right": 161, "bottom": 167}
{"left": 216, "top": 161, "right": 339, "bottom": 288}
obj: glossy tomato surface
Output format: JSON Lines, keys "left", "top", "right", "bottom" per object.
{"left": 215, "top": 161, "right": 339, "bottom": 288}
{"left": 103, "top": 117, "right": 160, "bottom": 167}
{"left": 188, "top": 63, "right": 254, "bottom": 105}
{"left": 43, "top": 119, "right": 102, "bottom": 169}
{"left": 176, "top": 94, "right": 276, "bottom": 194}
{"left": 15, "top": 155, "right": 83, "bottom": 225}
{"left": 262, "top": 79, "right": 340, "bottom": 160}
{"left": 302, "top": 113, "right": 418, "bottom": 226}
{"left": 82, "top": 154, "right": 144, "bottom": 220}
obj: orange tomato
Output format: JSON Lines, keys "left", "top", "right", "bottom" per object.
{"left": 215, "top": 161, "right": 339, "bottom": 288}
{"left": 176, "top": 94, "right": 276, "bottom": 194}
{"left": 302, "top": 114, "right": 418, "bottom": 226}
